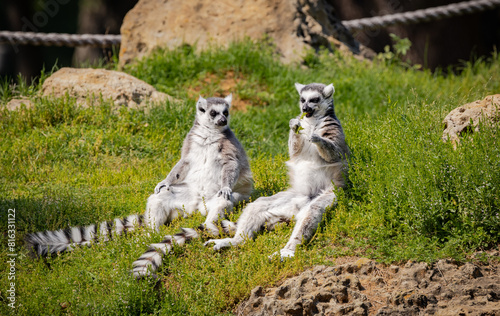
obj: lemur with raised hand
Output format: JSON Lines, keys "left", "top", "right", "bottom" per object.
{"left": 25, "top": 95, "right": 253, "bottom": 278}
{"left": 205, "top": 83, "right": 349, "bottom": 260}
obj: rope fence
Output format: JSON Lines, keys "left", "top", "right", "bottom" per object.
{"left": 0, "top": 0, "right": 499, "bottom": 47}
{"left": 0, "top": 32, "right": 121, "bottom": 48}
{"left": 343, "top": 0, "right": 500, "bottom": 31}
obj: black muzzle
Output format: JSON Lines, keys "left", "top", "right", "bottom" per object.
{"left": 302, "top": 106, "right": 315, "bottom": 118}
{"left": 216, "top": 117, "right": 228, "bottom": 126}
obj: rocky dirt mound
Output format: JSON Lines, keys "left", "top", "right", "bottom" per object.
{"left": 237, "top": 255, "right": 500, "bottom": 315}
{"left": 119, "top": 0, "right": 374, "bottom": 66}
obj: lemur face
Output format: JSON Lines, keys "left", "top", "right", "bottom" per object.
{"left": 196, "top": 94, "right": 232, "bottom": 129}
{"left": 295, "top": 83, "right": 334, "bottom": 118}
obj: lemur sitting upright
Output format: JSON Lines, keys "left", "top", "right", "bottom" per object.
{"left": 25, "top": 95, "right": 253, "bottom": 278}
{"left": 131, "top": 95, "right": 252, "bottom": 277}
{"left": 205, "top": 83, "right": 349, "bottom": 260}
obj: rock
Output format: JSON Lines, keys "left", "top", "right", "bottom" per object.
{"left": 234, "top": 266, "right": 367, "bottom": 315}
{"left": 236, "top": 264, "right": 370, "bottom": 316}
{"left": 442, "top": 94, "right": 500, "bottom": 148}
{"left": 459, "top": 262, "right": 483, "bottom": 279}
{"left": 119, "top": 0, "right": 374, "bottom": 66}
{"left": 41, "top": 67, "right": 175, "bottom": 108}
{"left": 236, "top": 257, "right": 500, "bottom": 315}
{"left": 4, "top": 97, "right": 34, "bottom": 110}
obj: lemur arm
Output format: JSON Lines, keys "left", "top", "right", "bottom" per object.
{"left": 154, "top": 159, "right": 190, "bottom": 194}
{"left": 310, "top": 134, "right": 345, "bottom": 163}
{"left": 288, "top": 118, "right": 304, "bottom": 158}
{"left": 218, "top": 157, "right": 240, "bottom": 200}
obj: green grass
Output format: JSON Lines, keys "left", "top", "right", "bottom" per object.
{"left": 1, "top": 39, "right": 499, "bottom": 315}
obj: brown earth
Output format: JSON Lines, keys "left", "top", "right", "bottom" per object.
{"left": 237, "top": 251, "right": 500, "bottom": 316}
{"left": 187, "top": 71, "right": 271, "bottom": 111}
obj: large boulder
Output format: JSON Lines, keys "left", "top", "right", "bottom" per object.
{"left": 119, "top": 0, "right": 372, "bottom": 66}
{"left": 41, "top": 67, "right": 175, "bottom": 108}
{"left": 442, "top": 94, "right": 500, "bottom": 148}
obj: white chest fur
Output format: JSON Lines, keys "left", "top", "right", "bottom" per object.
{"left": 184, "top": 132, "right": 223, "bottom": 196}
{"left": 287, "top": 117, "right": 338, "bottom": 195}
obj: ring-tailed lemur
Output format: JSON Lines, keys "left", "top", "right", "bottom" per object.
{"left": 205, "top": 83, "right": 349, "bottom": 260}
{"left": 25, "top": 95, "right": 253, "bottom": 274}
{"left": 131, "top": 95, "right": 252, "bottom": 277}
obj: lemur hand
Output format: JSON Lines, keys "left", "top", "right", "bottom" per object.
{"left": 217, "top": 186, "right": 232, "bottom": 200}
{"left": 154, "top": 180, "right": 170, "bottom": 194}
{"left": 289, "top": 118, "right": 301, "bottom": 130}
{"left": 310, "top": 134, "right": 322, "bottom": 143}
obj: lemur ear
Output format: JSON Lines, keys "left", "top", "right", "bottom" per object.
{"left": 295, "top": 83, "right": 305, "bottom": 94}
{"left": 323, "top": 84, "right": 335, "bottom": 98}
{"left": 224, "top": 93, "right": 232, "bottom": 107}
{"left": 197, "top": 95, "right": 207, "bottom": 112}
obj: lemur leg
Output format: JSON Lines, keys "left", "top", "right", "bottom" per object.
{"left": 133, "top": 193, "right": 233, "bottom": 278}
{"left": 203, "top": 191, "right": 251, "bottom": 235}
{"left": 205, "top": 191, "right": 310, "bottom": 250}
{"left": 134, "top": 190, "right": 250, "bottom": 278}
{"left": 134, "top": 190, "right": 243, "bottom": 278}
{"left": 201, "top": 194, "right": 235, "bottom": 235}
{"left": 144, "top": 184, "right": 197, "bottom": 231}
{"left": 279, "top": 189, "right": 337, "bottom": 259}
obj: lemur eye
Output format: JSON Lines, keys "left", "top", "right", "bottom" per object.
{"left": 223, "top": 110, "right": 228, "bottom": 116}
{"left": 198, "top": 107, "right": 205, "bottom": 113}
{"left": 210, "top": 110, "right": 217, "bottom": 118}
{"left": 310, "top": 97, "right": 320, "bottom": 103}
{"left": 300, "top": 97, "right": 305, "bottom": 103}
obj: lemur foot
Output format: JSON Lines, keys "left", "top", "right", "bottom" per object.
{"left": 154, "top": 181, "right": 170, "bottom": 194}
{"left": 204, "top": 238, "right": 236, "bottom": 251}
{"left": 269, "top": 249, "right": 295, "bottom": 261}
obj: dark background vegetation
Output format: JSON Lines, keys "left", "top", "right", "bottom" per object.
{"left": 1, "top": 0, "right": 500, "bottom": 81}
{"left": 332, "top": 0, "right": 500, "bottom": 69}
{"left": 0, "top": 0, "right": 136, "bottom": 80}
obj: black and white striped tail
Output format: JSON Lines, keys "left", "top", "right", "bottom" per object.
{"left": 25, "top": 215, "right": 144, "bottom": 257}
{"left": 132, "top": 220, "right": 236, "bottom": 278}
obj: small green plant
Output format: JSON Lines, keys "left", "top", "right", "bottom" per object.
{"left": 0, "top": 66, "right": 54, "bottom": 104}
{"left": 378, "top": 33, "right": 421, "bottom": 69}
{"left": 302, "top": 48, "right": 322, "bottom": 68}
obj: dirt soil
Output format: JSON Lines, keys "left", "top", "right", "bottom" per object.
{"left": 236, "top": 251, "right": 500, "bottom": 316}
{"left": 188, "top": 71, "right": 270, "bottom": 111}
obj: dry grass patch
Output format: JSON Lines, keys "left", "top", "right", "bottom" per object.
{"left": 188, "top": 70, "right": 271, "bottom": 111}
